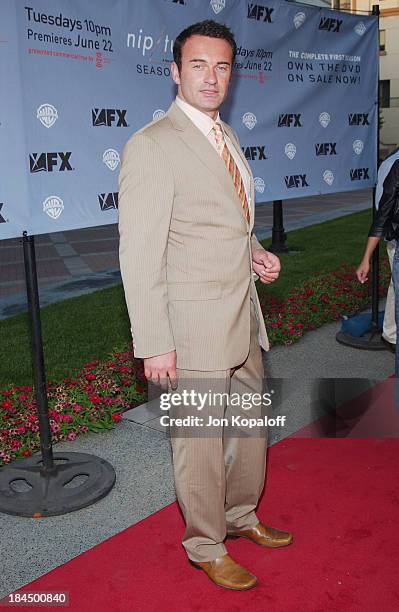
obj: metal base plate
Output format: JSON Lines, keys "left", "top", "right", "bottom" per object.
{"left": 336, "top": 330, "right": 387, "bottom": 351}
{"left": 0, "top": 452, "right": 116, "bottom": 517}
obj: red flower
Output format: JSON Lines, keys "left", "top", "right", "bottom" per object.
{"left": 112, "top": 413, "right": 122, "bottom": 422}
{"left": 277, "top": 321, "right": 283, "bottom": 327}
{"left": 86, "top": 373, "right": 96, "bottom": 381}
{"left": 84, "top": 360, "right": 99, "bottom": 368}
{"left": 22, "top": 450, "right": 31, "bottom": 457}
{"left": 89, "top": 394, "right": 102, "bottom": 405}
{"left": 1, "top": 400, "right": 13, "bottom": 409}
{"left": 136, "top": 384, "right": 145, "bottom": 393}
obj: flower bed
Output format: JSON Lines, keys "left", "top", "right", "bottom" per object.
{"left": 0, "top": 351, "right": 146, "bottom": 466}
{"left": 259, "top": 261, "right": 391, "bottom": 346}
{"left": 0, "top": 261, "right": 391, "bottom": 466}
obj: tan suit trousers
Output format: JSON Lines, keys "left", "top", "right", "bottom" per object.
{"left": 169, "top": 299, "right": 267, "bottom": 562}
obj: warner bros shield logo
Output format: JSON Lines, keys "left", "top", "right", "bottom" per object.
{"left": 37, "top": 104, "right": 58, "bottom": 128}
{"left": 43, "top": 196, "right": 64, "bottom": 219}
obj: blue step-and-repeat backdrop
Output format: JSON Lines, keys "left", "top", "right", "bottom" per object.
{"left": 0, "top": 0, "right": 378, "bottom": 239}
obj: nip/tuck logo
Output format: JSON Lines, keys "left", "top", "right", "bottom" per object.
{"left": 278, "top": 114, "right": 302, "bottom": 127}
{"left": 319, "top": 17, "right": 342, "bottom": 32}
{"left": 99, "top": 192, "right": 119, "bottom": 210}
{"left": 29, "top": 152, "right": 73, "bottom": 173}
{"left": 247, "top": 4, "right": 274, "bottom": 22}
{"left": 315, "top": 143, "right": 337, "bottom": 156}
{"left": 92, "top": 108, "right": 128, "bottom": 127}
{"left": 348, "top": 113, "right": 369, "bottom": 126}
{"left": 350, "top": 168, "right": 369, "bottom": 181}
{"left": 242, "top": 145, "right": 267, "bottom": 160}
{"left": 285, "top": 174, "right": 309, "bottom": 188}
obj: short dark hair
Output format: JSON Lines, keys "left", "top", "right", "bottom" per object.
{"left": 173, "top": 19, "right": 237, "bottom": 72}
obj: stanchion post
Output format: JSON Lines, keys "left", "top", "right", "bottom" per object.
{"left": 268, "top": 200, "right": 289, "bottom": 253}
{"left": 22, "top": 231, "right": 55, "bottom": 474}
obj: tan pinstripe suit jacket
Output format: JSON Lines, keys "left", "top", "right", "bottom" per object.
{"left": 118, "top": 101, "right": 269, "bottom": 371}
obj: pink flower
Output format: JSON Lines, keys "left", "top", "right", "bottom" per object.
{"left": 79, "top": 426, "right": 89, "bottom": 433}
{"left": 67, "top": 432, "right": 77, "bottom": 441}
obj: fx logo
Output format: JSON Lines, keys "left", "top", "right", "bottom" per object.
{"left": 0, "top": 203, "right": 6, "bottom": 223}
{"left": 98, "top": 192, "right": 119, "bottom": 210}
{"left": 29, "top": 152, "right": 73, "bottom": 173}
{"left": 319, "top": 17, "right": 342, "bottom": 32}
{"left": 92, "top": 108, "right": 127, "bottom": 127}
{"left": 285, "top": 174, "right": 309, "bottom": 188}
{"left": 278, "top": 114, "right": 302, "bottom": 127}
{"left": 348, "top": 113, "right": 369, "bottom": 126}
{"left": 315, "top": 143, "right": 337, "bottom": 156}
{"left": 350, "top": 168, "right": 369, "bottom": 181}
{"left": 247, "top": 4, "right": 274, "bottom": 22}
{"left": 242, "top": 145, "right": 267, "bottom": 160}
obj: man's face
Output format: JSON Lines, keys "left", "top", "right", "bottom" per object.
{"left": 171, "top": 35, "right": 233, "bottom": 119}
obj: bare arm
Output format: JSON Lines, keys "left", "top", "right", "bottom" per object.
{"left": 356, "top": 236, "right": 381, "bottom": 283}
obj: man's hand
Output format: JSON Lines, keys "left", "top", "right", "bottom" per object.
{"left": 356, "top": 259, "right": 370, "bottom": 284}
{"left": 252, "top": 248, "right": 281, "bottom": 284}
{"left": 144, "top": 350, "right": 178, "bottom": 390}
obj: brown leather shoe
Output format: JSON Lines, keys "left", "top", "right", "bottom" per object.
{"left": 227, "top": 522, "right": 293, "bottom": 548}
{"left": 190, "top": 553, "right": 257, "bottom": 590}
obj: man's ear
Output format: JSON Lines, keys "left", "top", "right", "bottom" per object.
{"left": 171, "top": 61, "right": 181, "bottom": 86}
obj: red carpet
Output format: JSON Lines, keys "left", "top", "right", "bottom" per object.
{"left": 291, "top": 377, "right": 399, "bottom": 438}
{"left": 3, "top": 438, "right": 399, "bottom": 611}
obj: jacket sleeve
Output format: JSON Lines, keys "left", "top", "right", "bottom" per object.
{"left": 368, "top": 160, "right": 399, "bottom": 238}
{"left": 251, "top": 233, "right": 264, "bottom": 252}
{"left": 118, "top": 132, "right": 176, "bottom": 358}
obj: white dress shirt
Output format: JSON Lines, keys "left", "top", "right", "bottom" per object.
{"left": 174, "top": 95, "right": 251, "bottom": 212}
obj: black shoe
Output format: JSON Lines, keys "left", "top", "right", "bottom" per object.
{"left": 382, "top": 337, "right": 396, "bottom": 353}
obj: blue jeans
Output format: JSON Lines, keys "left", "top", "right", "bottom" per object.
{"left": 392, "top": 239, "right": 399, "bottom": 378}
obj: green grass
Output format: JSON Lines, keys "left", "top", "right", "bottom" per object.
{"left": 257, "top": 208, "right": 380, "bottom": 302}
{"left": 0, "top": 209, "right": 384, "bottom": 388}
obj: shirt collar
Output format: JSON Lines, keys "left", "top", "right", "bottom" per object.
{"left": 175, "top": 95, "right": 221, "bottom": 138}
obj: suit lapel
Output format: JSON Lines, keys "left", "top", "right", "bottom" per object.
{"left": 167, "top": 102, "right": 250, "bottom": 227}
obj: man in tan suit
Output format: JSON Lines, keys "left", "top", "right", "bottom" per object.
{"left": 118, "top": 20, "right": 293, "bottom": 591}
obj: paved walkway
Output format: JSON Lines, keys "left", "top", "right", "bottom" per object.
{"left": 0, "top": 188, "right": 372, "bottom": 319}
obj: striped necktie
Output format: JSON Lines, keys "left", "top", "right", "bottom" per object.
{"left": 213, "top": 122, "right": 250, "bottom": 223}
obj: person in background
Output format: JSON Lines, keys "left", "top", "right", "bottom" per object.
{"left": 356, "top": 150, "right": 399, "bottom": 374}
{"left": 376, "top": 148, "right": 399, "bottom": 352}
